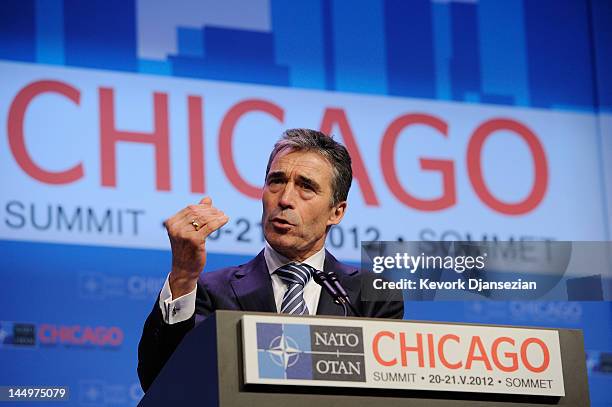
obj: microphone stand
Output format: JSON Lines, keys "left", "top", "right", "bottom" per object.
{"left": 328, "top": 270, "right": 362, "bottom": 317}
{"left": 313, "top": 270, "right": 361, "bottom": 317}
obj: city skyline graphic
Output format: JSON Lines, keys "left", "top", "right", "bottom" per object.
{"left": 1, "top": 0, "right": 610, "bottom": 111}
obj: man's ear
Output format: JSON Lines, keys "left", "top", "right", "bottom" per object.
{"left": 327, "top": 201, "right": 347, "bottom": 226}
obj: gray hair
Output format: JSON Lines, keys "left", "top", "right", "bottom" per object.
{"left": 265, "top": 128, "right": 352, "bottom": 206}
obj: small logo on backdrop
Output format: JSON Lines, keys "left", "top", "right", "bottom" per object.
{"left": 0, "top": 321, "right": 36, "bottom": 347}
{"left": 79, "top": 380, "right": 143, "bottom": 406}
{"left": 256, "top": 323, "right": 365, "bottom": 382}
{"left": 78, "top": 272, "right": 165, "bottom": 300}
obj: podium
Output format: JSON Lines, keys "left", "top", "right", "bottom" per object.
{"left": 138, "top": 310, "right": 590, "bottom": 406}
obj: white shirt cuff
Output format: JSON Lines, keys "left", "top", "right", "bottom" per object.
{"left": 158, "top": 274, "right": 197, "bottom": 324}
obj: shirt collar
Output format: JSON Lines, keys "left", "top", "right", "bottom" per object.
{"left": 264, "top": 240, "right": 326, "bottom": 275}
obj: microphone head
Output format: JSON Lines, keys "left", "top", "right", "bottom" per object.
{"left": 312, "top": 269, "right": 328, "bottom": 284}
{"left": 325, "top": 270, "right": 349, "bottom": 299}
{"left": 312, "top": 269, "right": 340, "bottom": 298}
{"left": 325, "top": 270, "right": 339, "bottom": 283}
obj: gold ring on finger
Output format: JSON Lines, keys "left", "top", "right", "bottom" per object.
{"left": 191, "top": 219, "right": 201, "bottom": 231}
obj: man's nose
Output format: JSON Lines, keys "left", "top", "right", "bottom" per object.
{"left": 278, "top": 183, "right": 296, "bottom": 208}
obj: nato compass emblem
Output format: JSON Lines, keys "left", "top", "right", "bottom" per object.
{"left": 256, "top": 323, "right": 313, "bottom": 379}
{"left": 267, "top": 334, "right": 301, "bottom": 368}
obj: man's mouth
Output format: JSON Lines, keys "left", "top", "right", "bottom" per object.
{"left": 270, "top": 217, "right": 294, "bottom": 227}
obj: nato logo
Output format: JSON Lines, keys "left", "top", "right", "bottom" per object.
{"left": 0, "top": 321, "right": 36, "bottom": 347}
{"left": 256, "top": 323, "right": 365, "bottom": 382}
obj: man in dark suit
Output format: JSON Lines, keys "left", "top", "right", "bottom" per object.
{"left": 138, "top": 129, "right": 404, "bottom": 391}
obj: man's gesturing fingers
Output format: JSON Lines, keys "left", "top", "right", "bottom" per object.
{"left": 163, "top": 196, "right": 214, "bottom": 229}
{"left": 182, "top": 208, "right": 223, "bottom": 232}
{"left": 197, "top": 214, "right": 230, "bottom": 239}
{"left": 199, "top": 196, "right": 213, "bottom": 207}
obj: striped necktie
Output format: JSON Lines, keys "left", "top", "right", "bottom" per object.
{"left": 275, "top": 262, "right": 314, "bottom": 315}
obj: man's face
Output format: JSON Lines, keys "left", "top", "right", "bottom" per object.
{"left": 262, "top": 149, "right": 347, "bottom": 261}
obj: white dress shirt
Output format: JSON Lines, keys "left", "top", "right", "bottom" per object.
{"left": 159, "top": 242, "right": 324, "bottom": 324}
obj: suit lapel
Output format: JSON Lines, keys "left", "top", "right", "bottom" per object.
{"left": 230, "top": 250, "right": 276, "bottom": 313}
{"left": 316, "top": 250, "right": 360, "bottom": 316}
{"left": 229, "top": 249, "right": 358, "bottom": 315}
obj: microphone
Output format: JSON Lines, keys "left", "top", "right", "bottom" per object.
{"left": 325, "top": 270, "right": 348, "bottom": 298}
{"left": 325, "top": 270, "right": 361, "bottom": 318}
{"left": 312, "top": 269, "right": 348, "bottom": 316}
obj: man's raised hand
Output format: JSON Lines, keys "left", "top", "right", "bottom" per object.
{"left": 164, "top": 197, "right": 229, "bottom": 298}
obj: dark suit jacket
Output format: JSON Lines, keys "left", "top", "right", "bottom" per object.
{"left": 137, "top": 249, "right": 404, "bottom": 391}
